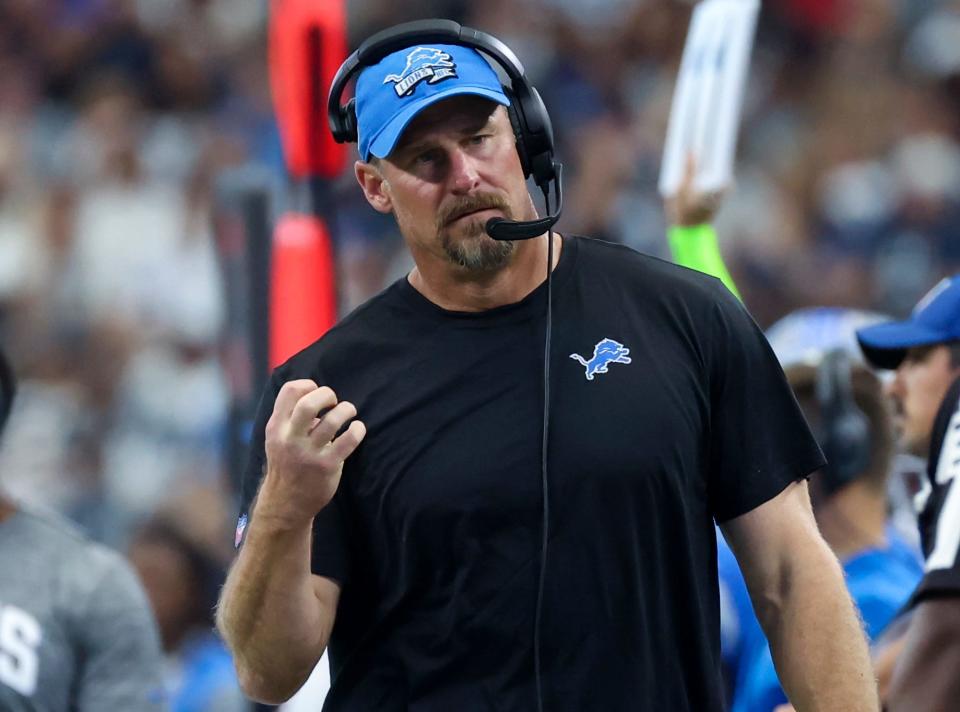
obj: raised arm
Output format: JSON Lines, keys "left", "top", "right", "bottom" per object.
{"left": 664, "top": 154, "right": 742, "bottom": 301}
{"left": 721, "top": 480, "right": 879, "bottom": 711}
{"left": 215, "top": 380, "right": 366, "bottom": 704}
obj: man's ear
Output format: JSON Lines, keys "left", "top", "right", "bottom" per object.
{"left": 355, "top": 160, "right": 393, "bottom": 214}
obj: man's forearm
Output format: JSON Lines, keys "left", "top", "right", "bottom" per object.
{"left": 760, "top": 543, "right": 878, "bottom": 711}
{"left": 216, "top": 511, "right": 331, "bottom": 704}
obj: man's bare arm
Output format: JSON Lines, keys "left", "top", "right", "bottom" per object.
{"left": 216, "top": 512, "right": 339, "bottom": 703}
{"left": 216, "top": 380, "right": 365, "bottom": 704}
{"left": 884, "top": 597, "right": 960, "bottom": 711}
{"left": 721, "top": 480, "right": 878, "bottom": 711}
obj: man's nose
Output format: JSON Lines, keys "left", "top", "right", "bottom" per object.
{"left": 448, "top": 148, "right": 481, "bottom": 194}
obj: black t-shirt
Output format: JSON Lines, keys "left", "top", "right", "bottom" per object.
{"left": 238, "top": 235, "right": 824, "bottom": 711}
{"left": 912, "top": 375, "right": 960, "bottom": 602}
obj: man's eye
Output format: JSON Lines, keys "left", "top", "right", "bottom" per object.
{"left": 470, "top": 134, "right": 490, "bottom": 145}
{"left": 409, "top": 147, "right": 443, "bottom": 165}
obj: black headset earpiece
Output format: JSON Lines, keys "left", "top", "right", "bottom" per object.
{"left": 816, "top": 349, "right": 872, "bottom": 495}
{"left": 327, "top": 18, "right": 557, "bottom": 188}
{"left": 504, "top": 81, "right": 556, "bottom": 189}
{"left": 337, "top": 97, "right": 358, "bottom": 146}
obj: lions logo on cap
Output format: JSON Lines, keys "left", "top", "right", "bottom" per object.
{"left": 384, "top": 47, "right": 457, "bottom": 97}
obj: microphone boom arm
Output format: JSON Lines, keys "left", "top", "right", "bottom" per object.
{"left": 486, "top": 162, "right": 563, "bottom": 241}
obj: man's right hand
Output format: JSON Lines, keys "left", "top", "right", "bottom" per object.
{"left": 258, "top": 380, "right": 367, "bottom": 526}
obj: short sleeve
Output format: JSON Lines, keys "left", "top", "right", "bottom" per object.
{"left": 73, "top": 553, "right": 167, "bottom": 711}
{"left": 236, "top": 368, "right": 352, "bottom": 586}
{"left": 236, "top": 373, "right": 280, "bottom": 528}
{"left": 705, "top": 283, "right": 826, "bottom": 522}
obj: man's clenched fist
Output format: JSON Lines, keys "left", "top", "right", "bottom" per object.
{"left": 258, "top": 380, "right": 367, "bottom": 526}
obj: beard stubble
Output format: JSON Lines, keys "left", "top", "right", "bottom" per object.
{"left": 437, "top": 192, "right": 517, "bottom": 272}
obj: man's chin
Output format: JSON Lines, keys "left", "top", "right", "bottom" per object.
{"left": 443, "top": 228, "right": 515, "bottom": 271}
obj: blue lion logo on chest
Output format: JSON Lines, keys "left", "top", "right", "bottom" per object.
{"left": 569, "top": 338, "right": 632, "bottom": 381}
{"left": 383, "top": 47, "right": 457, "bottom": 97}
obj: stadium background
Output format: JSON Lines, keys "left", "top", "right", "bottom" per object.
{"left": 0, "top": 0, "right": 958, "bottom": 707}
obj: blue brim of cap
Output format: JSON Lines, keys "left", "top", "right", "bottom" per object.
{"left": 365, "top": 87, "right": 510, "bottom": 160}
{"left": 856, "top": 320, "right": 948, "bottom": 369}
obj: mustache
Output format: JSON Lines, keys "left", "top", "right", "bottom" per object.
{"left": 437, "top": 193, "right": 510, "bottom": 228}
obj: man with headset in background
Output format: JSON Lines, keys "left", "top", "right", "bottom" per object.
{"left": 665, "top": 164, "right": 922, "bottom": 711}
{"left": 0, "top": 345, "right": 167, "bottom": 710}
{"left": 719, "top": 315, "right": 923, "bottom": 711}
{"left": 854, "top": 278, "right": 960, "bottom": 710}
{"left": 770, "top": 279, "right": 960, "bottom": 712}
{"left": 216, "top": 21, "right": 878, "bottom": 710}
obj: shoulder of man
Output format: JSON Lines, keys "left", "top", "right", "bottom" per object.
{"left": 11, "top": 505, "right": 103, "bottom": 566}
{"left": 17, "top": 510, "right": 155, "bottom": 626}
{"left": 11, "top": 507, "right": 166, "bottom": 706}
{"left": 571, "top": 234, "right": 737, "bottom": 305}
{"left": 271, "top": 275, "right": 413, "bottom": 383}
{"left": 13, "top": 507, "right": 151, "bottom": 617}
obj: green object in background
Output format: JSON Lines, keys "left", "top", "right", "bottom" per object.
{"left": 668, "top": 224, "right": 742, "bottom": 302}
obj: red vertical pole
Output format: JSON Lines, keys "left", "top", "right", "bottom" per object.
{"left": 267, "top": 0, "right": 348, "bottom": 367}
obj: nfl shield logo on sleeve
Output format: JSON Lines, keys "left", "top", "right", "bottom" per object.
{"left": 235, "top": 514, "right": 248, "bottom": 549}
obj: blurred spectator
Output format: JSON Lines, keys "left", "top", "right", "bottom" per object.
{"left": 0, "top": 343, "right": 167, "bottom": 711}
{"left": 129, "top": 493, "right": 244, "bottom": 712}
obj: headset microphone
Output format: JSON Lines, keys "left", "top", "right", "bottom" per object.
{"left": 486, "top": 163, "right": 563, "bottom": 242}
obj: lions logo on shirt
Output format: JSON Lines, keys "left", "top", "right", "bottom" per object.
{"left": 384, "top": 47, "right": 457, "bottom": 97}
{"left": 570, "top": 338, "right": 633, "bottom": 381}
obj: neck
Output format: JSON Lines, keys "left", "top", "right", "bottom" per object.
{"left": 408, "top": 232, "right": 561, "bottom": 312}
{"left": 0, "top": 495, "right": 16, "bottom": 523}
{"left": 815, "top": 483, "right": 888, "bottom": 559}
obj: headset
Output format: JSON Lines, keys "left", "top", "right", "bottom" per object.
{"left": 328, "top": 20, "right": 560, "bottom": 711}
{"left": 0, "top": 346, "right": 14, "bottom": 439}
{"left": 815, "top": 348, "right": 872, "bottom": 495}
{"left": 327, "top": 18, "right": 562, "bottom": 241}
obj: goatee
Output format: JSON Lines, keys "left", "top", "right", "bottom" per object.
{"left": 438, "top": 193, "right": 516, "bottom": 272}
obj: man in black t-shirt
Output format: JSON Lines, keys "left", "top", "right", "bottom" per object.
{"left": 856, "top": 275, "right": 960, "bottom": 711}
{"left": 216, "top": 24, "right": 878, "bottom": 711}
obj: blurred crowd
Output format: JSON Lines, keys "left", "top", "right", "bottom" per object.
{"left": 0, "top": 0, "right": 958, "bottom": 707}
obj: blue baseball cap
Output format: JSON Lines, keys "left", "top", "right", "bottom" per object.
{"left": 856, "top": 274, "right": 960, "bottom": 369}
{"left": 356, "top": 43, "right": 510, "bottom": 161}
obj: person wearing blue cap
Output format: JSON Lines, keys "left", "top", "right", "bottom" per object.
{"left": 218, "top": 21, "right": 878, "bottom": 711}
{"left": 855, "top": 276, "right": 960, "bottom": 711}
